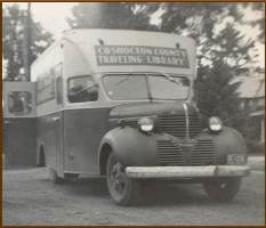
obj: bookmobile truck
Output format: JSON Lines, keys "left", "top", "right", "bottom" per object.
{"left": 3, "top": 29, "right": 250, "bottom": 205}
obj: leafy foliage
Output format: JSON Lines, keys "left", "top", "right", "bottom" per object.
{"left": 242, "top": 2, "right": 265, "bottom": 43}
{"left": 67, "top": 3, "right": 159, "bottom": 31}
{"left": 159, "top": 3, "right": 260, "bottom": 68}
{"left": 3, "top": 4, "right": 53, "bottom": 81}
{"left": 194, "top": 61, "right": 243, "bottom": 128}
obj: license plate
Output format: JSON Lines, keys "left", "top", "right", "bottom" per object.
{"left": 227, "top": 154, "right": 245, "bottom": 165}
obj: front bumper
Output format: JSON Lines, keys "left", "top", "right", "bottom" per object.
{"left": 126, "top": 165, "right": 250, "bottom": 178}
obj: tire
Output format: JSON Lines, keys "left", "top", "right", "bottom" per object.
{"left": 49, "top": 168, "right": 64, "bottom": 184}
{"left": 37, "top": 147, "right": 45, "bottom": 167}
{"left": 106, "top": 153, "right": 140, "bottom": 206}
{"left": 203, "top": 177, "right": 242, "bottom": 202}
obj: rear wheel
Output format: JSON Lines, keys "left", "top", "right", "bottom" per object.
{"left": 106, "top": 153, "right": 140, "bottom": 206}
{"left": 49, "top": 168, "right": 64, "bottom": 184}
{"left": 37, "top": 146, "right": 45, "bottom": 167}
{"left": 203, "top": 177, "right": 242, "bottom": 202}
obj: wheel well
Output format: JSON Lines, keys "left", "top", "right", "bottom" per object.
{"left": 38, "top": 145, "right": 46, "bottom": 167}
{"left": 99, "top": 143, "right": 112, "bottom": 175}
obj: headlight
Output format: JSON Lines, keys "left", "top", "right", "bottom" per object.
{"left": 208, "top": 116, "right": 223, "bottom": 132}
{"left": 138, "top": 117, "right": 154, "bottom": 132}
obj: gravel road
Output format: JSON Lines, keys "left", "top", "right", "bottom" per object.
{"left": 3, "top": 167, "right": 264, "bottom": 225}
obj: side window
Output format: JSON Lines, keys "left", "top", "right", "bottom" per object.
{"left": 36, "top": 73, "right": 55, "bottom": 105}
{"left": 56, "top": 77, "right": 63, "bottom": 105}
{"left": 8, "top": 91, "right": 32, "bottom": 115}
{"left": 68, "top": 76, "right": 98, "bottom": 103}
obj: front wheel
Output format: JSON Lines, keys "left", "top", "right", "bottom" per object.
{"left": 106, "top": 153, "right": 140, "bottom": 206}
{"left": 203, "top": 177, "right": 242, "bottom": 202}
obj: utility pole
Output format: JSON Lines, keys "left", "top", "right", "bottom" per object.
{"left": 23, "top": 3, "right": 31, "bottom": 81}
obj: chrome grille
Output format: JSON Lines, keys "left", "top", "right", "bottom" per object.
{"left": 158, "top": 113, "right": 201, "bottom": 138}
{"left": 157, "top": 139, "right": 216, "bottom": 166}
{"left": 190, "top": 139, "right": 216, "bottom": 165}
{"left": 157, "top": 140, "right": 185, "bottom": 165}
{"left": 188, "top": 114, "right": 202, "bottom": 138}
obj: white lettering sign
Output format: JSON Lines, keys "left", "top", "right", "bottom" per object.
{"left": 95, "top": 45, "right": 189, "bottom": 68}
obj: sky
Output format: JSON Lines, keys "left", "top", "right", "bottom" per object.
{"left": 3, "top": 2, "right": 265, "bottom": 68}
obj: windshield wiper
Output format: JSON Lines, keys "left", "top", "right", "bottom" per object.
{"left": 149, "top": 73, "right": 190, "bottom": 101}
{"left": 111, "top": 73, "right": 154, "bottom": 103}
{"left": 69, "top": 84, "right": 97, "bottom": 97}
{"left": 113, "top": 73, "right": 134, "bottom": 87}
{"left": 160, "top": 73, "right": 181, "bottom": 86}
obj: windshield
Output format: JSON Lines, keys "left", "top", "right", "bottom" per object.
{"left": 102, "top": 74, "right": 190, "bottom": 100}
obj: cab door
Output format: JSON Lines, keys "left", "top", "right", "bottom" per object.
{"left": 63, "top": 75, "right": 110, "bottom": 175}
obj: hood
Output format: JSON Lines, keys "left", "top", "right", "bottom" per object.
{"left": 109, "top": 101, "right": 195, "bottom": 119}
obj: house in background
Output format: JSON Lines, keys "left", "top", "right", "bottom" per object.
{"left": 236, "top": 69, "right": 265, "bottom": 146}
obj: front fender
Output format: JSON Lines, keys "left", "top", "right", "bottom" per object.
{"left": 198, "top": 126, "right": 248, "bottom": 163}
{"left": 98, "top": 127, "right": 158, "bottom": 167}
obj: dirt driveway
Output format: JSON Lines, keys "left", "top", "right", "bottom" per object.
{"left": 3, "top": 167, "right": 264, "bottom": 225}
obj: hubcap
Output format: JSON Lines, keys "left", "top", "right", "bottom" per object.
{"left": 110, "top": 162, "right": 127, "bottom": 195}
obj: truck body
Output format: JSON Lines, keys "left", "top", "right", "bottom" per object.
{"left": 4, "top": 29, "right": 250, "bottom": 205}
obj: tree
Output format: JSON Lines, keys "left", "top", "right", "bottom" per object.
{"left": 194, "top": 61, "right": 243, "bottom": 129}
{"left": 159, "top": 3, "right": 260, "bottom": 68}
{"left": 241, "top": 2, "right": 265, "bottom": 43}
{"left": 3, "top": 4, "right": 53, "bottom": 81}
{"left": 67, "top": 3, "right": 159, "bottom": 31}
{"left": 200, "top": 23, "right": 256, "bottom": 71}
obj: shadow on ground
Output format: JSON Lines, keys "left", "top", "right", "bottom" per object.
{"left": 46, "top": 177, "right": 237, "bottom": 207}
